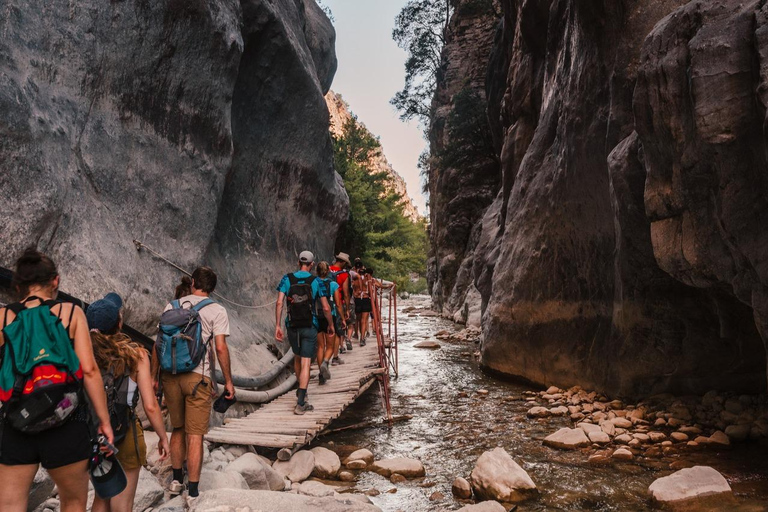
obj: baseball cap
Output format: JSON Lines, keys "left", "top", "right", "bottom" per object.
{"left": 86, "top": 292, "right": 123, "bottom": 332}
{"left": 299, "top": 251, "right": 315, "bottom": 264}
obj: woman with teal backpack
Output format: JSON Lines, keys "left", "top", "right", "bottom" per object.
{"left": 0, "top": 248, "right": 114, "bottom": 512}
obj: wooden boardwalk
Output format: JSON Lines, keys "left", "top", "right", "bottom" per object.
{"left": 206, "top": 340, "right": 384, "bottom": 457}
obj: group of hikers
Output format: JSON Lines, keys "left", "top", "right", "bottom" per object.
{"left": 0, "top": 247, "right": 390, "bottom": 511}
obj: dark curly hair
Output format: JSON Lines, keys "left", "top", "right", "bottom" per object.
{"left": 11, "top": 247, "right": 58, "bottom": 299}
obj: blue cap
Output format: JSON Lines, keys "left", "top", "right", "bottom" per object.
{"left": 86, "top": 292, "right": 123, "bottom": 332}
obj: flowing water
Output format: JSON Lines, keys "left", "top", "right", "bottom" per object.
{"left": 322, "top": 296, "right": 768, "bottom": 511}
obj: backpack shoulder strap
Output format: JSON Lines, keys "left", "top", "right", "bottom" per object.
{"left": 171, "top": 300, "right": 181, "bottom": 310}
{"left": 287, "top": 273, "right": 298, "bottom": 285}
{"left": 192, "top": 298, "right": 215, "bottom": 312}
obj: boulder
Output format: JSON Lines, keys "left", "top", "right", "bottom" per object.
{"left": 577, "top": 422, "right": 602, "bottom": 435}
{"left": 452, "top": 476, "right": 472, "bottom": 499}
{"left": 155, "top": 495, "right": 186, "bottom": 512}
{"left": 724, "top": 424, "right": 751, "bottom": 442}
{"left": 369, "top": 458, "right": 425, "bottom": 479}
{"left": 543, "top": 428, "right": 591, "bottom": 450}
{"left": 310, "top": 447, "right": 341, "bottom": 479}
{"left": 273, "top": 450, "right": 316, "bottom": 483}
{"left": 339, "top": 471, "right": 356, "bottom": 482}
{"left": 457, "top": 502, "right": 507, "bottom": 512}
{"left": 227, "top": 453, "right": 270, "bottom": 490}
{"left": 345, "top": 449, "right": 374, "bottom": 465}
{"left": 29, "top": 468, "right": 55, "bottom": 511}
{"left": 527, "top": 407, "right": 550, "bottom": 418}
{"left": 133, "top": 468, "right": 165, "bottom": 510}
{"left": 611, "top": 418, "right": 633, "bottom": 429}
{"left": 648, "top": 466, "right": 733, "bottom": 504}
{"left": 297, "top": 480, "right": 337, "bottom": 498}
{"left": 414, "top": 341, "right": 441, "bottom": 349}
{"left": 469, "top": 447, "right": 537, "bottom": 502}
{"left": 188, "top": 489, "right": 382, "bottom": 511}
{"left": 346, "top": 459, "right": 368, "bottom": 470}
{"left": 198, "top": 469, "right": 249, "bottom": 493}
{"left": 612, "top": 448, "right": 634, "bottom": 461}
{"left": 709, "top": 431, "right": 731, "bottom": 446}
{"left": 588, "top": 431, "right": 611, "bottom": 444}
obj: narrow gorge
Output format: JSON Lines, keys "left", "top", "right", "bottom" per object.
{"left": 428, "top": 0, "right": 768, "bottom": 398}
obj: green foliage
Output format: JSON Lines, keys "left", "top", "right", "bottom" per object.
{"left": 334, "top": 117, "right": 429, "bottom": 288}
{"left": 435, "top": 87, "right": 497, "bottom": 169}
{"left": 391, "top": 0, "right": 454, "bottom": 124}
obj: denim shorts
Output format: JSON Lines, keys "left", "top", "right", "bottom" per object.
{"left": 288, "top": 326, "right": 318, "bottom": 358}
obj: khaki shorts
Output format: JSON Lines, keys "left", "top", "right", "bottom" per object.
{"left": 116, "top": 419, "right": 147, "bottom": 470}
{"left": 162, "top": 372, "right": 213, "bottom": 435}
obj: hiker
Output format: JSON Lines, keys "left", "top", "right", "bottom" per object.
{"left": 274, "top": 251, "right": 334, "bottom": 414}
{"left": 0, "top": 248, "right": 114, "bottom": 512}
{"left": 315, "top": 262, "right": 345, "bottom": 385}
{"left": 152, "top": 267, "right": 235, "bottom": 506}
{"left": 351, "top": 260, "right": 373, "bottom": 346}
{"left": 88, "top": 293, "right": 170, "bottom": 512}
{"left": 349, "top": 258, "right": 364, "bottom": 340}
{"left": 329, "top": 253, "right": 353, "bottom": 357}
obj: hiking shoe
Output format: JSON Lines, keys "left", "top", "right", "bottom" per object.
{"left": 320, "top": 361, "right": 331, "bottom": 380}
{"left": 353, "top": 333, "right": 359, "bottom": 340}
{"left": 331, "top": 358, "right": 339, "bottom": 366}
{"left": 360, "top": 338, "right": 366, "bottom": 347}
{"left": 339, "top": 345, "right": 346, "bottom": 354}
{"left": 294, "top": 402, "right": 314, "bottom": 415}
{"left": 335, "top": 357, "right": 345, "bottom": 365}
{"left": 169, "top": 480, "right": 185, "bottom": 495}
{"left": 185, "top": 494, "right": 198, "bottom": 509}
{"left": 346, "top": 339, "right": 353, "bottom": 351}
{"left": 319, "top": 374, "right": 327, "bottom": 385}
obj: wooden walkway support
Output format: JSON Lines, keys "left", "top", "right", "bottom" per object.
{"left": 206, "top": 339, "right": 385, "bottom": 459}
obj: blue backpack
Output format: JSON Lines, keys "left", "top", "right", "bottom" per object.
{"left": 156, "top": 299, "right": 214, "bottom": 374}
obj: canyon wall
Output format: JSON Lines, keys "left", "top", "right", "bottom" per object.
{"left": 0, "top": 0, "right": 345, "bottom": 375}
{"left": 432, "top": 0, "right": 768, "bottom": 396}
{"left": 325, "top": 91, "right": 421, "bottom": 222}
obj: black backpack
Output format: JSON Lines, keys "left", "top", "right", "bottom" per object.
{"left": 102, "top": 369, "right": 140, "bottom": 446}
{"left": 287, "top": 274, "right": 316, "bottom": 329}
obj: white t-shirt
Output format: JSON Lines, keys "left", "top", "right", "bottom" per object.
{"left": 164, "top": 294, "right": 229, "bottom": 375}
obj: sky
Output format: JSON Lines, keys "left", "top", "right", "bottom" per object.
{"left": 320, "top": 0, "right": 428, "bottom": 215}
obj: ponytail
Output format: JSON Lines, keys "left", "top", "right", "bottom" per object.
{"left": 175, "top": 275, "right": 193, "bottom": 299}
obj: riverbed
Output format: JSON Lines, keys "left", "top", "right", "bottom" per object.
{"left": 322, "top": 296, "right": 768, "bottom": 511}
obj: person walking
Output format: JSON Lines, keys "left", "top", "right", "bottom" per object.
{"left": 152, "top": 267, "right": 235, "bottom": 506}
{"left": 315, "top": 262, "right": 345, "bottom": 385}
{"left": 88, "top": 293, "right": 170, "bottom": 512}
{"left": 274, "top": 251, "right": 334, "bottom": 414}
{"left": 329, "top": 253, "right": 353, "bottom": 354}
{"left": 351, "top": 261, "right": 373, "bottom": 346}
{"left": 0, "top": 248, "right": 114, "bottom": 512}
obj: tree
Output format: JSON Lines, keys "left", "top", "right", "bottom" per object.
{"left": 391, "top": 0, "right": 454, "bottom": 124}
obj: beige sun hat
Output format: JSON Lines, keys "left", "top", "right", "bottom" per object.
{"left": 335, "top": 252, "right": 351, "bottom": 265}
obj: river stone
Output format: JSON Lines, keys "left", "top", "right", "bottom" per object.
{"left": 456, "top": 502, "right": 507, "bottom": 512}
{"left": 578, "top": 422, "right": 602, "bottom": 435}
{"left": 469, "top": 447, "right": 537, "bottom": 502}
{"left": 155, "top": 495, "right": 186, "bottom": 512}
{"left": 188, "top": 489, "right": 382, "bottom": 512}
{"left": 588, "top": 431, "right": 611, "bottom": 444}
{"left": 310, "top": 447, "right": 341, "bottom": 479}
{"left": 671, "top": 432, "right": 688, "bottom": 442}
{"left": 615, "top": 434, "right": 633, "bottom": 445}
{"left": 29, "top": 468, "right": 55, "bottom": 511}
{"left": 611, "top": 418, "right": 633, "bottom": 429}
{"left": 198, "top": 469, "right": 249, "bottom": 492}
{"left": 724, "top": 424, "right": 751, "bottom": 442}
{"left": 601, "top": 421, "right": 616, "bottom": 437}
{"left": 369, "top": 458, "right": 426, "bottom": 479}
{"left": 612, "top": 448, "right": 634, "bottom": 461}
{"left": 452, "top": 476, "right": 472, "bottom": 499}
{"left": 648, "top": 466, "right": 732, "bottom": 504}
{"left": 297, "top": 480, "right": 337, "bottom": 498}
{"left": 543, "top": 428, "right": 591, "bottom": 450}
{"left": 550, "top": 406, "right": 569, "bottom": 416}
{"left": 527, "top": 406, "right": 550, "bottom": 418}
{"left": 346, "top": 459, "right": 368, "bottom": 470}
{"left": 390, "top": 473, "right": 407, "bottom": 484}
{"left": 346, "top": 449, "right": 375, "bottom": 465}
{"left": 414, "top": 341, "right": 441, "bottom": 349}
{"left": 227, "top": 453, "right": 270, "bottom": 490}
{"left": 273, "top": 451, "right": 316, "bottom": 483}
{"left": 133, "top": 467, "right": 165, "bottom": 510}
{"left": 709, "top": 431, "right": 731, "bottom": 446}
{"left": 339, "top": 471, "right": 356, "bottom": 482}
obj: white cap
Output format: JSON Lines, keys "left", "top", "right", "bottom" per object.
{"left": 299, "top": 251, "right": 314, "bottom": 264}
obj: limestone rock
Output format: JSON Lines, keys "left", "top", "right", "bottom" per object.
{"left": 29, "top": 468, "right": 55, "bottom": 512}
{"left": 414, "top": 341, "right": 441, "bottom": 349}
{"left": 452, "top": 476, "right": 472, "bottom": 499}
{"left": 198, "top": 469, "right": 249, "bottom": 493}
{"left": 346, "top": 460, "right": 368, "bottom": 470}
{"left": 310, "top": 447, "right": 341, "bottom": 479}
{"left": 188, "top": 489, "right": 382, "bottom": 512}
{"left": 527, "top": 407, "right": 550, "bottom": 418}
{"left": 456, "top": 502, "right": 507, "bottom": 512}
{"left": 339, "top": 471, "right": 356, "bottom": 482}
{"left": 724, "top": 424, "right": 751, "bottom": 442}
{"left": 369, "top": 458, "right": 425, "bottom": 479}
{"left": 227, "top": 453, "right": 270, "bottom": 490}
{"left": 709, "top": 431, "right": 731, "bottom": 446}
{"left": 297, "top": 480, "right": 336, "bottom": 498}
{"left": 345, "top": 449, "right": 374, "bottom": 465}
{"left": 469, "top": 447, "right": 537, "bottom": 502}
{"left": 612, "top": 448, "right": 634, "bottom": 461}
{"left": 543, "top": 428, "right": 591, "bottom": 450}
{"left": 588, "top": 431, "right": 611, "bottom": 444}
{"left": 273, "top": 451, "right": 316, "bottom": 483}
{"left": 134, "top": 468, "right": 165, "bottom": 511}
{"left": 648, "top": 466, "right": 733, "bottom": 504}
{"left": 155, "top": 495, "right": 186, "bottom": 512}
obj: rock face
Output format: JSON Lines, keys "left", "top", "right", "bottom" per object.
{"left": 0, "top": 0, "right": 345, "bottom": 377}
{"left": 469, "top": 447, "right": 537, "bottom": 502}
{"left": 648, "top": 466, "right": 732, "bottom": 504}
{"left": 429, "top": 0, "right": 768, "bottom": 396}
{"left": 325, "top": 90, "right": 421, "bottom": 222}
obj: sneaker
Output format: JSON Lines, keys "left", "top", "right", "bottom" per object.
{"left": 319, "top": 373, "right": 327, "bottom": 385}
{"left": 339, "top": 345, "right": 346, "bottom": 354}
{"left": 346, "top": 339, "right": 353, "bottom": 351}
{"left": 294, "top": 402, "right": 314, "bottom": 415}
{"left": 331, "top": 358, "right": 339, "bottom": 366}
{"left": 335, "top": 357, "right": 345, "bottom": 365}
{"left": 353, "top": 333, "right": 359, "bottom": 340}
{"left": 360, "top": 338, "right": 366, "bottom": 347}
{"left": 169, "top": 480, "right": 185, "bottom": 495}
{"left": 320, "top": 361, "right": 331, "bottom": 380}
{"left": 185, "top": 494, "right": 198, "bottom": 509}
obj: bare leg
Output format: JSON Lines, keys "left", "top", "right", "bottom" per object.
{"left": 91, "top": 495, "right": 109, "bottom": 512}
{"left": 299, "top": 356, "right": 311, "bottom": 388}
{"left": 0, "top": 463, "right": 38, "bottom": 512}
{"left": 170, "top": 427, "right": 186, "bottom": 479}
{"left": 100, "top": 467, "right": 141, "bottom": 512}
{"left": 48, "top": 459, "right": 90, "bottom": 512}
{"left": 328, "top": 334, "right": 338, "bottom": 363}
{"left": 317, "top": 333, "right": 327, "bottom": 368}
{"left": 186, "top": 435, "right": 204, "bottom": 484}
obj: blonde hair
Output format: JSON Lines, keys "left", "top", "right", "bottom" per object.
{"left": 316, "top": 261, "right": 330, "bottom": 278}
{"left": 90, "top": 331, "right": 146, "bottom": 376}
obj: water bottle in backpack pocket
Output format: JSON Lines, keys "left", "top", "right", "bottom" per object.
{"left": 156, "top": 299, "right": 214, "bottom": 374}
{"left": 286, "top": 274, "right": 316, "bottom": 329}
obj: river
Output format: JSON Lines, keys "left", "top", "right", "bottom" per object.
{"left": 323, "top": 296, "right": 768, "bottom": 511}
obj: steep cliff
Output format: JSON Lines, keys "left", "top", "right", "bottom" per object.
{"left": 325, "top": 91, "right": 421, "bottom": 222}
{"left": 431, "top": 0, "right": 768, "bottom": 396}
{"left": 426, "top": 0, "right": 501, "bottom": 325}
{"left": 0, "top": 0, "right": 345, "bottom": 375}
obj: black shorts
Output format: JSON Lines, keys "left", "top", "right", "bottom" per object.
{"left": 334, "top": 315, "right": 345, "bottom": 334}
{"left": 318, "top": 316, "right": 329, "bottom": 333}
{"left": 355, "top": 297, "right": 372, "bottom": 314}
{"left": 0, "top": 419, "right": 92, "bottom": 469}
